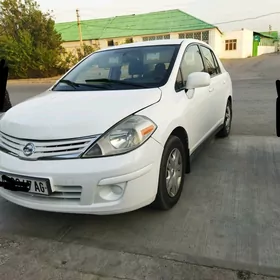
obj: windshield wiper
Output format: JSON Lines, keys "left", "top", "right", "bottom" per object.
{"left": 85, "top": 78, "right": 148, "bottom": 88}
{"left": 57, "top": 79, "right": 80, "bottom": 89}
{"left": 56, "top": 79, "right": 108, "bottom": 90}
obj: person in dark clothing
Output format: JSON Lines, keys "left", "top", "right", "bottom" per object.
{"left": 0, "top": 59, "right": 12, "bottom": 112}
{"left": 276, "top": 80, "right": 280, "bottom": 136}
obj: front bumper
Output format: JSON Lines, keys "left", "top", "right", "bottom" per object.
{"left": 0, "top": 138, "right": 163, "bottom": 215}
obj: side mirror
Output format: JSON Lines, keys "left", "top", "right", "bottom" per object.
{"left": 186, "top": 72, "right": 211, "bottom": 90}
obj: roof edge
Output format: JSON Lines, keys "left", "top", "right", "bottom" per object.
{"left": 55, "top": 9, "right": 183, "bottom": 26}
{"left": 176, "top": 9, "right": 222, "bottom": 34}
{"left": 253, "top": 31, "right": 275, "bottom": 39}
{"left": 56, "top": 9, "right": 223, "bottom": 41}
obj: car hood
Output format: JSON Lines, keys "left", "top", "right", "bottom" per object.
{"left": 0, "top": 89, "right": 161, "bottom": 140}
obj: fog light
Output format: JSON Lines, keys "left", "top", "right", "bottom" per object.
{"left": 99, "top": 184, "right": 125, "bottom": 201}
{"left": 111, "top": 185, "right": 123, "bottom": 195}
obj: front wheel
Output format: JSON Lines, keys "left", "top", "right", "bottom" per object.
{"left": 217, "top": 99, "right": 232, "bottom": 138}
{"left": 153, "top": 135, "right": 186, "bottom": 210}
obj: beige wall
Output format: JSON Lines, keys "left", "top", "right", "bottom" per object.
{"left": 62, "top": 40, "right": 99, "bottom": 54}
{"left": 258, "top": 46, "right": 276, "bottom": 56}
{"left": 62, "top": 28, "right": 222, "bottom": 57}
{"left": 65, "top": 33, "right": 174, "bottom": 51}
{"left": 242, "top": 29, "right": 254, "bottom": 58}
{"left": 209, "top": 29, "right": 223, "bottom": 57}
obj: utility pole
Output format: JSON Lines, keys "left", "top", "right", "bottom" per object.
{"left": 269, "top": 24, "right": 272, "bottom": 34}
{"left": 76, "top": 9, "right": 83, "bottom": 49}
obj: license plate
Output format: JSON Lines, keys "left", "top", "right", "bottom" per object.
{"left": 0, "top": 172, "right": 52, "bottom": 196}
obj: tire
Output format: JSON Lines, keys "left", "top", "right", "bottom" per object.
{"left": 217, "top": 99, "right": 232, "bottom": 138}
{"left": 153, "top": 135, "right": 186, "bottom": 210}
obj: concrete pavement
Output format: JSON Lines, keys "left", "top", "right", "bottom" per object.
{"left": 7, "top": 83, "right": 51, "bottom": 105}
{"left": 1, "top": 53, "right": 280, "bottom": 279}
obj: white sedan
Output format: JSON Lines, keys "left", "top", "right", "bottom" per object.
{"left": 0, "top": 39, "right": 232, "bottom": 215}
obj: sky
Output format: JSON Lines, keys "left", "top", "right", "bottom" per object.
{"left": 38, "top": 0, "right": 280, "bottom": 32}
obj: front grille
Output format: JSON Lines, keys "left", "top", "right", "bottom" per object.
{"left": 7, "top": 185, "right": 83, "bottom": 203}
{"left": 21, "top": 185, "right": 82, "bottom": 201}
{"left": 0, "top": 132, "right": 99, "bottom": 160}
{"left": 51, "top": 186, "right": 82, "bottom": 200}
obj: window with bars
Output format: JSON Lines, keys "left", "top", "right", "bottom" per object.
{"left": 225, "top": 39, "right": 237, "bottom": 51}
{"left": 125, "top": 38, "right": 133, "bottom": 43}
{"left": 178, "top": 31, "right": 209, "bottom": 44}
{"left": 142, "top": 34, "right": 170, "bottom": 41}
{"left": 107, "top": 40, "right": 114, "bottom": 46}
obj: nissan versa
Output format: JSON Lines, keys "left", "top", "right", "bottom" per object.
{"left": 0, "top": 39, "right": 233, "bottom": 215}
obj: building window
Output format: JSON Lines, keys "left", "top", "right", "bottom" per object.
{"left": 107, "top": 40, "right": 114, "bottom": 46}
{"left": 225, "top": 39, "right": 237, "bottom": 51}
{"left": 142, "top": 34, "right": 170, "bottom": 41}
{"left": 202, "top": 31, "right": 209, "bottom": 42}
{"left": 125, "top": 38, "right": 133, "bottom": 43}
{"left": 148, "top": 36, "right": 156, "bottom": 41}
{"left": 178, "top": 31, "right": 209, "bottom": 44}
{"left": 194, "top": 32, "right": 201, "bottom": 40}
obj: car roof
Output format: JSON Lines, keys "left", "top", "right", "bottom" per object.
{"left": 95, "top": 39, "right": 204, "bottom": 52}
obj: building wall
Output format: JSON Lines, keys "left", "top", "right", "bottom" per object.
{"left": 242, "top": 29, "right": 254, "bottom": 58}
{"left": 61, "top": 28, "right": 222, "bottom": 57}
{"left": 220, "top": 29, "right": 253, "bottom": 59}
{"left": 62, "top": 40, "right": 99, "bottom": 54}
{"left": 258, "top": 46, "right": 276, "bottom": 56}
{"left": 209, "top": 29, "right": 223, "bottom": 57}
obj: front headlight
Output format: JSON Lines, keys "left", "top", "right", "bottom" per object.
{"left": 82, "top": 115, "right": 157, "bottom": 158}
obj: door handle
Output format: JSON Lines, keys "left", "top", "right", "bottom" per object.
{"left": 209, "top": 87, "right": 214, "bottom": 92}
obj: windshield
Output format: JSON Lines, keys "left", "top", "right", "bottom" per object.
{"left": 53, "top": 45, "right": 180, "bottom": 91}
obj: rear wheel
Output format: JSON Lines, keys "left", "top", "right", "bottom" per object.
{"left": 153, "top": 135, "right": 186, "bottom": 210}
{"left": 217, "top": 99, "right": 232, "bottom": 138}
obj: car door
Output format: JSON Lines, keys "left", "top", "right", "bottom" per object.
{"left": 199, "top": 45, "right": 225, "bottom": 131}
{"left": 175, "top": 44, "right": 211, "bottom": 152}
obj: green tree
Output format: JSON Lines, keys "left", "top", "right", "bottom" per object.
{"left": 0, "top": 0, "right": 66, "bottom": 78}
{"left": 62, "top": 44, "right": 99, "bottom": 69}
{"left": 77, "top": 44, "right": 98, "bottom": 60}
